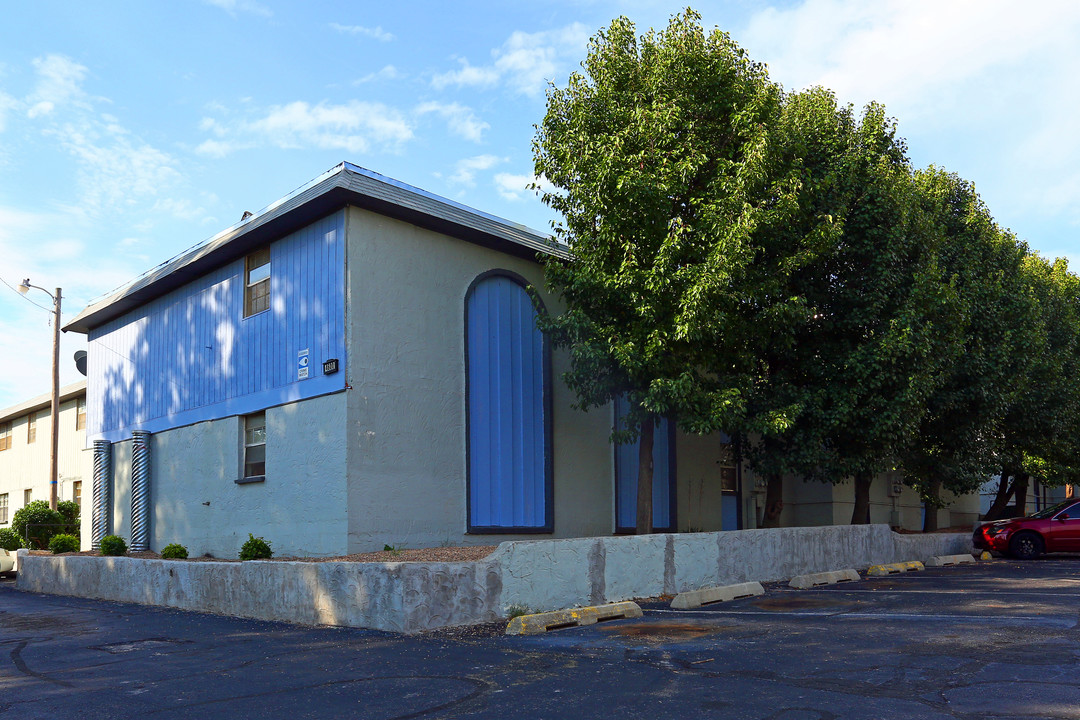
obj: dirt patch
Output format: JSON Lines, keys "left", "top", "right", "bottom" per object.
{"left": 29, "top": 545, "right": 498, "bottom": 563}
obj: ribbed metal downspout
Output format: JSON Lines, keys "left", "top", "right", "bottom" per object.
{"left": 130, "top": 431, "right": 151, "bottom": 551}
{"left": 91, "top": 440, "right": 112, "bottom": 550}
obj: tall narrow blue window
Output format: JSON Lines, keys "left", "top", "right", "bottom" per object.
{"left": 466, "top": 273, "right": 551, "bottom": 532}
{"left": 615, "top": 395, "right": 676, "bottom": 532}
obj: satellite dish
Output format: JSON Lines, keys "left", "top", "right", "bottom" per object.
{"left": 74, "top": 350, "right": 87, "bottom": 376}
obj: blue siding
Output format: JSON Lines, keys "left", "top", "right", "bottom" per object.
{"left": 615, "top": 395, "right": 674, "bottom": 531}
{"left": 467, "top": 275, "right": 549, "bottom": 530}
{"left": 87, "top": 212, "right": 347, "bottom": 442}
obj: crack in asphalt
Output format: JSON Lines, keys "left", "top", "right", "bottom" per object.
{"left": 9, "top": 639, "right": 73, "bottom": 688}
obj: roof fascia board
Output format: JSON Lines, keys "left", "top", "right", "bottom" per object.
{"left": 0, "top": 380, "right": 87, "bottom": 425}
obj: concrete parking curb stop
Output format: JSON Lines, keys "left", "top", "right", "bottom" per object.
{"left": 925, "top": 554, "right": 976, "bottom": 567}
{"left": 670, "top": 581, "right": 765, "bottom": 609}
{"left": 505, "top": 601, "right": 643, "bottom": 635}
{"left": 789, "top": 569, "right": 860, "bottom": 589}
{"left": 866, "top": 560, "right": 924, "bottom": 577}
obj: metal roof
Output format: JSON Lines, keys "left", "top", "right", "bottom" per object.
{"left": 0, "top": 380, "right": 86, "bottom": 425}
{"left": 64, "top": 162, "right": 564, "bottom": 334}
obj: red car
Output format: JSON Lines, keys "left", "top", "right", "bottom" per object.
{"left": 974, "top": 499, "right": 1080, "bottom": 559}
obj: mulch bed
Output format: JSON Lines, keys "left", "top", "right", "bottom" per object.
{"left": 28, "top": 545, "right": 498, "bottom": 563}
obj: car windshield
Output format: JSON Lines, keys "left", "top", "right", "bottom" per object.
{"left": 1027, "top": 499, "right": 1080, "bottom": 520}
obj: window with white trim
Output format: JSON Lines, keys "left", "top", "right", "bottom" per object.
{"left": 243, "top": 412, "right": 266, "bottom": 479}
{"left": 0, "top": 421, "right": 10, "bottom": 451}
{"left": 27, "top": 413, "right": 37, "bottom": 444}
{"left": 76, "top": 397, "right": 86, "bottom": 431}
{"left": 0, "top": 494, "right": 7, "bottom": 524}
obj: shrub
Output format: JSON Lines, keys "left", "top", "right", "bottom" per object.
{"left": 239, "top": 534, "right": 272, "bottom": 561}
{"left": 48, "top": 534, "right": 80, "bottom": 554}
{"left": 0, "top": 528, "right": 22, "bottom": 551}
{"left": 57, "top": 500, "right": 80, "bottom": 535}
{"left": 11, "top": 500, "right": 65, "bottom": 549}
{"left": 160, "top": 543, "right": 188, "bottom": 559}
{"left": 99, "top": 535, "right": 128, "bottom": 556}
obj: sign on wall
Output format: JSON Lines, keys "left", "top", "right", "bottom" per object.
{"left": 297, "top": 348, "right": 309, "bottom": 380}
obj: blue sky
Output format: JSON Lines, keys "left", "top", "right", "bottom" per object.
{"left": 2, "top": 0, "right": 1079, "bottom": 409}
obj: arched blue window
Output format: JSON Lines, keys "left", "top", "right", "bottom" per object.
{"left": 614, "top": 395, "right": 676, "bottom": 533}
{"left": 466, "top": 273, "right": 552, "bottom": 532}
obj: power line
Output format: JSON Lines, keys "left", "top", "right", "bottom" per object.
{"left": 0, "top": 275, "right": 55, "bottom": 314}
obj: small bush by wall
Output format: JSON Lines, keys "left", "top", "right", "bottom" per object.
{"left": 11, "top": 501, "right": 65, "bottom": 549}
{"left": 239, "top": 534, "right": 272, "bottom": 561}
{"left": 48, "top": 534, "right": 80, "bottom": 554}
{"left": 160, "top": 543, "right": 188, "bottom": 559}
{"left": 0, "top": 528, "right": 22, "bottom": 551}
{"left": 100, "top": 535, "right": 128, "bottom": 557}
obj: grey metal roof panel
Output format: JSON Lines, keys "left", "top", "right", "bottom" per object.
{"left": 64, "top": 163, "right": 564, "bottom": 334}
{"left": 0, "top": 380, "right": 86, "bottom": 424}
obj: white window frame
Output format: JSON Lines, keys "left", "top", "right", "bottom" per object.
{"left": 241, "top": 412, "right": 266, "bottom": 482}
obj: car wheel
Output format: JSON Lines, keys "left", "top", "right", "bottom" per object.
{"left": 1009, "top": 531, "right": 1044, "bottom": 560}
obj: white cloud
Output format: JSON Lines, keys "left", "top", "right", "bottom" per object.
{"left": 197, "top": 100, "right": 413, "bottom": 156}
{"left": 415, "top": 101, "right": 488, "bottom": 142}
{"left": 449, "top": 155, "right": 504, "bottom": 187}
{"left": 202, "top": 0, "right": 271, "bottom": 17}
{"left": 355, "top": 65, "right": 403, "bottom": 84}
{"left": 431, "top": 23, "right": 590, "bottom": 97}
{"left": 738, "top": 0, "right": 1080, "bottom": 238}
{"left": 494, "top": 172, "right": 553, "bottom": 202}
{"left": 0, "top": 91, "right": 17, "bottom": 131}
{"left": 331, "top": 23, "right": 395, "bottom": 42}
{"left": 26, "top": 55, "right": 90, "bottom": 118}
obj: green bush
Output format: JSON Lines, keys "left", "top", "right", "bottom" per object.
{"left": 0, "top": 528, "right": 22, "bottom": 551}
{"left": 239, "top": 534, "right": 272, "bottom": 561}
{"left": 99, "top": 535, "right": 128, "bottom": 556}
{"left": 160, "top": 543, "right": 188, "bottom": 559}
{"left": 48, "top": 533, "right": 80, "bottom": 554}
{"left": 57, "top": 500, "right": 80, "bottom": 535}
{"left": 11, "top": 500, "right": 65, "bottom": 549}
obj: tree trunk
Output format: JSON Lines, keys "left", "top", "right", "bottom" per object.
{"left": 635, "top": 415, "right": 655, "bottom": 535}
{"left": 761, "top": 473, "right": 783, "bottom": 528}
{"left": 851, "top": 472, "right": 872, "bottom": 524}
{"left": 922, "top": 477, "right": 942, "bottom": 533}
{"left": 1013, "top": 473, "right": 1029, "bottom": 517}
{"left": 983, "top": 470, "right": 1015, "bottom": 521}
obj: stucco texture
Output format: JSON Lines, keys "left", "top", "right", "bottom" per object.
{"left": 106, "top": 392, "right": 347, "bottom": 558}
{"left": 17, "top": 525, "right": 973, "bottom": 633}
{"left": 343, "top": 207, "right": 613, "bottom": 553}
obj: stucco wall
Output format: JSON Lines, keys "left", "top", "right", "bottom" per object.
{"left": 104, "top": 392, "right": 347, "bottom": 558}
{"left": 343, "top": 207, "right": 615, "bottom": 552}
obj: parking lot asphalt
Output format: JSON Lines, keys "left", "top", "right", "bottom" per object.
{"left": 2, "top": 555, "right": 1079, "bottom": 720}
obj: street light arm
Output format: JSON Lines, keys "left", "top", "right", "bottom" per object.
{"left": 17, "top": 279, "right": 58, "bottom": 303}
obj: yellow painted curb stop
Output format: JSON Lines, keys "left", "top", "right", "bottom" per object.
{"left": 979, "top": 551, "right": 992, "bottom": 560}
{"left": 867, "top": 560, "right": 925, "bottom": 577}
{"left": 505, "top": 601, "right": 643, "bottom": 635}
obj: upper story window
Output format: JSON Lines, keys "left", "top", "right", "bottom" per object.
{"left": 0, "top": 421, "right": 10, "bottom": 451}
{"left": 76, "top": 397, "right": 86, "bottom": 431}
{"left": 27, "top": 413, "right": 37, "bottom": 444}
{"left": 244, "top": 247, "right": 271, "bottom": 317}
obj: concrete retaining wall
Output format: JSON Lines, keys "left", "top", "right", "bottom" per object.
{"left": 16, "top": 525, "right": 971, "bottom": 633}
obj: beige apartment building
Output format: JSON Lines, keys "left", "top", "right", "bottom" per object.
{"left": 0, "top": 381, "right": 92, "bottom": 547}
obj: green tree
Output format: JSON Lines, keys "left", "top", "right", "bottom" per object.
{"left": 900, "top": 169, "right": 1040, "bottom": 530}
{"left": 987, "top": 256, "right": 1080, "bottom": 519}
{"left": 534, "top": 10, "right": 797, "bottom": 533}
{"left": 737, "top": 89, "right": 960, "bottom": 525}
{"left": 11, "top": 500, "right": 65, "bottom": 549}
